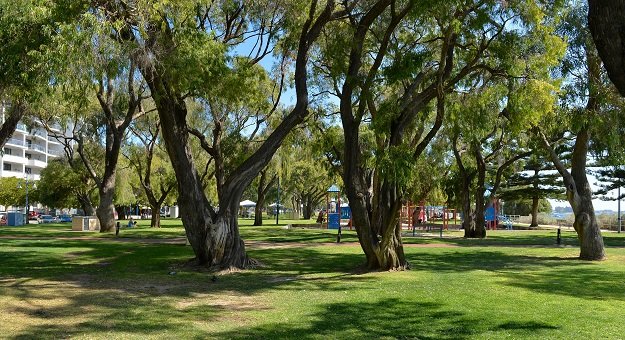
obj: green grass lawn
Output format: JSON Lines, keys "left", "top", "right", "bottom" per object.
{"left": 1, "top": 220, "right": 625, "bottom": 339}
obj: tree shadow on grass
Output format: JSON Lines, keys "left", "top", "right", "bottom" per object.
{"left": 407, "top": 250, "right": 581, "bottom": 273}
{"left": 407, "top": 249, "right": 625, "bottom": 301}
{"left": 0, "top": 238, "right": 374, "bottom": 297}
{"left": 1, "top": 240, "right": 379, "bottom": 339}
{"left": 496, "top": 321, "right": 558, "bottom": 331}
{"left": 212, "top": 298, "right": 559, "bottom": 339}
{"left": 6, "top": 288, "right": 228, "bottom": 339}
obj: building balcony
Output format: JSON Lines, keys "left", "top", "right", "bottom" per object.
{"left": 27, "top": 159, "right": 47, "bottom": 168}
{"left": 33, "top": 133, "right": 48, "bottom": 141}
{"left": 47, "top": 136, "right": 62, "bottom": 144}
{"left": 16, "top": 124, "right": 27, "bottom": 132}
{"left": 6, "top": 138, "right": 26, "bottom": 147}
{"left": 1, "top": 170, "right": 24, "bottom": 178}
{"left": 27, "top": 144, "right": 46, "bottom": 153}
{"left": 3, "top": 155, "right": 27, "bottom": 164}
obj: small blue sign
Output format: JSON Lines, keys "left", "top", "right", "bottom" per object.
{"left": 328, "top": 213, "right": 340, "bottom": 229}
{"left": 340, "top": 207, "right": 351, "bottom": 219}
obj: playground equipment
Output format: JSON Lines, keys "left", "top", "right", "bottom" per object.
{"left": 485, "top": 198, "right": 500, "bottom": 230}
{"left": 400, "top": 201, "right": 459, "bottom": 231}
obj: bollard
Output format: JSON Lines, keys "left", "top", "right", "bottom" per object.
{"left": 336, "top": 225, "right": 342, "bottom": 243}
{"left": 557, "top": 228, "right": 561, "bottom": 245}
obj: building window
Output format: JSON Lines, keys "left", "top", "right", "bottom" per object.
{"left": 26, "top": 140, "right": 32, "bottom": 147}
{"left": 25, "top": 167, "right": 32, "bottom": 174}
{"left": 3, "top": 163, "right": 11, "bottom": 171}
{"left": 3, "top": 148, "right": 11, "bottom": 155}
{"left": 25, "top": 153, "right": 31, "bottom": 159}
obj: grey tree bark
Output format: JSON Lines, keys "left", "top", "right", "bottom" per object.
{"left": 103, "top": 0, "right": 338, "bottom": 268}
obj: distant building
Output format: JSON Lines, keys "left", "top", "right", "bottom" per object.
{"left": 1, "top": 105, "right": 65, "bottom": 181}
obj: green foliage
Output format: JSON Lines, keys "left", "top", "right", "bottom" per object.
{"left": 504, "top": 198, "right": 552, "bottom": 216}
{"left": 0, "top": 176, "right": 29, "bottom": 207}
{"left": 37, "top": 159, "right": 96, "bottom": 209}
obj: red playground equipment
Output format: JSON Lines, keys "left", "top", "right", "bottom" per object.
{"left": 399, "top": 201, "right": 458, "bottom": 231}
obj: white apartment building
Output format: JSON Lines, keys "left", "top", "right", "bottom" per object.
{"left": 1, "top": 108, "right": 65, "bottom": 181}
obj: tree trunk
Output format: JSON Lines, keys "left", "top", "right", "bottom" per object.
{"left": 116, "top": 207, "right": 126, "bottom": 220}
{"left": 537, "top": 126, "right": 605, "bottom": 260}
{"left": 453, "top": 137, "right": 479, "bottom": 238}
{"left": 77, "top": 193, "right": 95, "bottom": 216}
{"left": 292, "top": 197, "right": 301, "bottom": 219}
{"left": 253, "top": 169, "right": 276, "bottom": 226}
{"left": 570, "top": 128, "right": 605, "bottom": 260}
{"left": 150, "top": 205, "right": 161, "bottom": 228}
{"left": 530, "top": 196, "right": 539, "bottom": 228}
{"left": 0, "top": 101, "right": 25, "bottom": 149}
{"left": 461, "top": 173, "right": 477, "bottom": 237}
{"left": 588, "top": 0, "right": 625, "bottom": 96}
{"left": 253, "top": 198, "right": 264, "bottom": 226}
{"left": 303, "top": 195, "right": 313, "bottom": 219}
{"left": 96, "top": 180, "right": 116, "bottom": 232}
{"left": 125, "top": 0, "right": 336, "bottom": 268}
{"left": 342, "top": 122, "right": 409, "bottom": 270}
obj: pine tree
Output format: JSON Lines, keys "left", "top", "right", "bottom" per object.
{"left": 499, "top": 157, "right": 565, "bottom": 227}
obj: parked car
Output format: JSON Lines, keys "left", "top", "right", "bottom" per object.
{"left": 38, "top": 215, "right": 58, "bottom": 224}
{"left": 28, "top": 211, "right": 40, "bottom": 220}
{"left": 58, "top": 214, "right": 72, "bottom": 223}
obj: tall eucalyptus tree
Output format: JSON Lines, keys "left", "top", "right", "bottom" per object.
{"left": 91, "top": 0, "right": 344, "bottom": 268}
{"left": 315, "top": 0, "right": 564, "bottom": 269}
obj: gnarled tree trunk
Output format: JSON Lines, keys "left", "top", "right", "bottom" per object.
{"left": 114, "top": 0, "right": 337, "bottom": 268}
{"left": 536, "top": 41, "right": 606, "bottom": 260}
{"left": 537, "top": 126, "right": 605, "bottom": 260}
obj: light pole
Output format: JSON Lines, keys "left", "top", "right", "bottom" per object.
{"left": 18, "top": 175, "right": 31, "bottom": 222}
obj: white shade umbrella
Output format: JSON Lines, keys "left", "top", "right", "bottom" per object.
{"left": 239, "top": 200, "right": 256, "bottom": 207}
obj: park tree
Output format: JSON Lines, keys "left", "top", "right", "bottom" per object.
{"left": 0, "top": 177, "right": 31, "bottom": 209}
{"left": 499, "top": 156, "right": 565, "bottom": 227}
{"left": 90, "top": 0, "right": 343, "bottom": 268}
{"left": 314, "top": 0, "right": 563, "bottom": 269}
{"left": 251, "top": 166, "right": 277, "bottom": 226}
{"left": 449, "top": 84, "right": 538, "bottom": 237}
{"left": 533, "top": 3, "right": 625, "bottom": 260}
{"left": 0, "top": 1, "right": 87, "bottom": 148}
{"left": 24, "top": 6, "right": 151, "bottom": 232}
{"left": 125, "top": 114, "right": 176, "bottom": 228}
{"left": 594, "top": 167, "right": 625, "bottom": 201}
{"left": 37, "top": 159, "right": 98, "bottom": 214}
{"left": 278, "top": 122, "right": 336, "bottom": 220}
